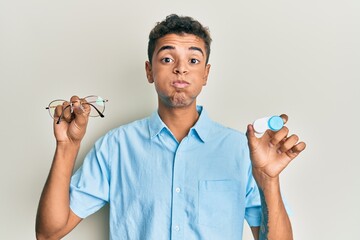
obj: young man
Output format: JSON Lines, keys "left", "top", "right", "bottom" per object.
{"left": 36, "top": 14, "right": 306, "bottom": 240}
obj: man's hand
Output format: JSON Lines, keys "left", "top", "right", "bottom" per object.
{"left": 36, "top": 95, "right": 89, "bottom": 239}
{"left": 53, "top": 96, "right": 90, "bottom": 145}
{"left": 246, "top": 114, "right": 306, "bottom": 186}
{"left": 246, "top": 114, "right": 306, "bottom": 240}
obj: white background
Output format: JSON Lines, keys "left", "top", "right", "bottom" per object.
{"left": 0, "top": 0, "right": 359, "bottom": 239}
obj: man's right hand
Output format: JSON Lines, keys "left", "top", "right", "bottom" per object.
{"left": 36, "top": 95, "right": 89, "bottom": 239}
{"left": 53, "top": 95, "right": 90, "bottom": 145}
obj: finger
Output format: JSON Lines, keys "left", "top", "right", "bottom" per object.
{"left": 70, "top": 96, "right": 89, "bottom": 127}
{"left": 291, "top": 141, "right": 306, "bottom": 154}
{"left": 54, "top": 104, "right": 63, "bottom": 120}
{"left": 70, "top": 95, "right": 81, "bottom": 105}
{"left": 262, "top": 114, "right": 287, "bottom": 140}
{"left": 61, "top": 101, "right": 73, "bottom": 123}
{"left": 280, "top": 114, "right": 288, "bottom": 124}
{"left": 78, "top": 98, "right": 91, "bottom": 116}
{"left": 269, "top": 126, "right": 289, "bottom": 146}
{"left": 278, "top": 134, "right": 299, "bottom": 153}
{"left": 285, "top": 141, "right": 306, "bottom": 159}
{"left": 69, "top": 95, "right": 82, "bottom": 115}
{"left": 246, "top": 124, "right": 258, "bottom": 149}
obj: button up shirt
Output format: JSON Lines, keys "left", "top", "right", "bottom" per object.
{"left": 70, "top": 106, "right": 261, "bottom": 240}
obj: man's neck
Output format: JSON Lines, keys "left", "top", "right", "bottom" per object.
{"left": 158, "top": 103, "right": 199, "bottom": 142}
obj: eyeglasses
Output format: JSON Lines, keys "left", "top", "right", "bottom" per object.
{"left": 46, "top": 95, "right": 108, "bottom": 124}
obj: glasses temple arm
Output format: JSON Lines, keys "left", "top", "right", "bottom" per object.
{"left": 56, "top": 104, "right": 72, "bottom": 124}
{"left": 86, "top": 103, "right": 105, "bottom": 118}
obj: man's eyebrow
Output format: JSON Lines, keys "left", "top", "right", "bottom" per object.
{"left": 157, "top": 45, "right": 175, "bottom": 55}
{"left": 189, "top": 46, "right": 204, "bottom": 56}
{"left": 156, "top": 45, "right": 204, "bottom": 56}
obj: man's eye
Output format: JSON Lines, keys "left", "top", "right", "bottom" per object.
{"left": 161, "top": 58, "right": 173, "bottom": 63}
{"left": 190, "top": 59, "right": 200, "bottom": 64}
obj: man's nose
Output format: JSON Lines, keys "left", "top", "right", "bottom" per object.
{"left": 173, "top": 61, "right": 188, "bottom": 74}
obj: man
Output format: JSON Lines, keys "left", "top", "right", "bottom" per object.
{"left": 36, "top": 14, "right": 306, "bottom": 240}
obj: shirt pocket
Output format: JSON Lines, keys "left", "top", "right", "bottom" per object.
{"left": 198, "top": 180, "right": 241, "bottom": 228}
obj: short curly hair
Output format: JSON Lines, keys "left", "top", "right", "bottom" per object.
{"left": 147, "top": 14, "right": 212, "bottom": 64}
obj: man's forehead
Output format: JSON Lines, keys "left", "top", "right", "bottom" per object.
{"left": 155, "top": 33, "right": 206, "bottom": 51}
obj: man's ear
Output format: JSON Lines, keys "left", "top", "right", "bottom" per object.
{"left": 203, "top": 64, "right": 211, "bottom": 86}
{"left": 145, "top": 61, "right": 154, "bottom": 83}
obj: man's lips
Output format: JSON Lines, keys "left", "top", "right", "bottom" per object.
{"left": 172, "top": 80, "right": 190, "bottom": 89}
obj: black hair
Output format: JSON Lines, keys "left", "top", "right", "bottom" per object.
{"left": 147, "top": 14, "right": 212, "bottom": 64}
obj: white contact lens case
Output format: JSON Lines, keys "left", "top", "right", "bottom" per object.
{"left": 253, "top": 116, "right": 284, "bottom": 134}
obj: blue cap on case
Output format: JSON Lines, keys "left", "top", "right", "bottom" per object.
{"left": 268, "top": 116, "right": 284, "bottom": 131}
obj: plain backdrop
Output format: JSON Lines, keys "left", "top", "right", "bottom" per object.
{"left": 0, "top": 0, "right": 359, "bottom": 239}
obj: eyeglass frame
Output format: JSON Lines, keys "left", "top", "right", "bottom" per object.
{"left": 46, "top": 95, "right": 108, "bottom": 124}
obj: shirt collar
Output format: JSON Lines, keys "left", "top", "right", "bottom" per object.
{"left": 148, "top": 105, "right": 212, "bottom": 143}
{"left": 148, "top": 110, "right": 168, "bottom": 139}
{"left": 190, "top": 105, "right": 211, "bottom": 142}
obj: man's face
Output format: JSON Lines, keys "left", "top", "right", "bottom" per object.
{"left": 145, "top": 33, "right": 211, "bottom": 109}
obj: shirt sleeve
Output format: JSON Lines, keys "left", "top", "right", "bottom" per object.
{"left": 244, "top": 166, "right": 262, "bottom": 227}
{"left": 244, "top": 169, "right": 293, "bottom": 226}
{"left": 242, "top": 136, "right": 262, "bottom": 227}
{"left": 70, "top": 134, "right": 112, "bottom": 219}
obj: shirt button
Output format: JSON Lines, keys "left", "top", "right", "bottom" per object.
{"left": 175, "top": 225, "right": 180, "bottom": 231}
{"left": 175, "top": 187, "right": 181, "bottom": 193}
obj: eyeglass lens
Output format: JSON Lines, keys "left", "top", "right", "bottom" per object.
{"left": 84, "top": 95, "right": 106, "bottom": 117}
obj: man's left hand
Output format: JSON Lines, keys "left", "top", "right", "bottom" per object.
{"left": 246, "top": 114, "right": 306, "bottom": 186}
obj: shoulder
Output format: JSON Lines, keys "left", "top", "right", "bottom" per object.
{"left": 115, "top": 115, "right": 150, "bottom": 133}
{"left": 95, "top": 116, "right": 151, "bottom": 146}
{"left": 204, "top": 119, "right": 252, "bottom": 169}
{"left": 208, "top": 119, "right": 248, "bottom": 145}
{"left": 197, "top": 106, "right": 247, "bottom": 145}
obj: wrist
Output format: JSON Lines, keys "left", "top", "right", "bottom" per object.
{"left": 252, "top": 167, "right": 280, "bottom": 191}
{"left": 55, "top": 141, "right": 81, "bottom": 161}
{"left": 56, "top": 139, "right": 81, "bottom": 149}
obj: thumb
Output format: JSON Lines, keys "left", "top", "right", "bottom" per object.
{"left": 280, "top": 113, "right": 288, "bottom": 125}
{"left": 246, "top": 124, "right": 258, "bottom": 149}
{"left": 71, "top": 96, "right": 90, "bottom": 128}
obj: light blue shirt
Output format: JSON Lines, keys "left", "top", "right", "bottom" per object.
{"left": 70, "top": 106, "right": 261, "bottom": 240}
